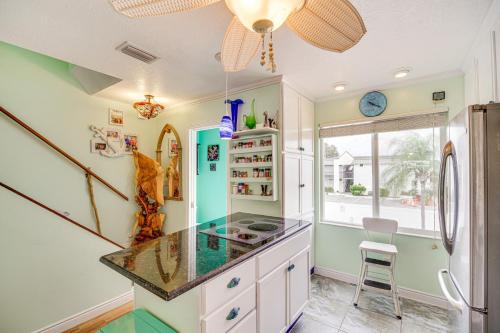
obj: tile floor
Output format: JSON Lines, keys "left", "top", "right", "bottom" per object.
{"left": 291, "top": 275, "right": 458, "bottom": 333}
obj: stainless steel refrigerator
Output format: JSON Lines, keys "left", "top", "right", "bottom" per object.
{"left": 438, "top": 103, "right": 500, "bottom": 333}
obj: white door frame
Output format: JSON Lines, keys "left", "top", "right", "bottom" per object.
{"left": 188, "top": 125, "right": 231, "bottom": 227}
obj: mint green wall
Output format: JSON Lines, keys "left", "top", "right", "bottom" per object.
{"left": 0, "top": 42, "right": 158, "bottom": 331}
{"left": 196, "top": 128, "right": 227, "bottom": 224}
{"left": 314, "top": 75, "right": 465, "bottom": 296}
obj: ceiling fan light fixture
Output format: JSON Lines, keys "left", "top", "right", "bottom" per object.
{"left": 225, "top": 0, "right": 304, "bottom": 33}
{"left": 133, "top": 94, "right": 164, "bottom": 119}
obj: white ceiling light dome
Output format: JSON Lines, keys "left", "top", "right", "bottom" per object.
{"left": 334, "top": 82, "right": 347, "bottom": 91}
{"left": 394, "top": 67, "right": 411, "bottom": 78}
{"left": 224, "top": 0, "right": 305, "bottom": 33}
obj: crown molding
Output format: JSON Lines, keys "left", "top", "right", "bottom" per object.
{"left": 315, "top": 70, "right": 464, "bottom": 104}
{"left": 167, "top": 75, "right": 283, "bottom": 111}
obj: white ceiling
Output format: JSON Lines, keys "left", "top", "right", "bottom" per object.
{"left": 0, "top": 0, "right": 493, "bottom": 105}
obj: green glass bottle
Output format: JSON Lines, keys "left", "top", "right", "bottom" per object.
{"left": 244, "top": 98, "right": 257, "bottom": 129}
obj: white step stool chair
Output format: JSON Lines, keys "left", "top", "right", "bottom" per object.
{"left": 353, "top": 217, "right": 402, "bottom": 319}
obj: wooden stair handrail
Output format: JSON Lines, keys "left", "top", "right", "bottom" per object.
{"left": 0, "top": 181, "right": 125, "bottom": 249}
{"left": 0, "top": 106, "right": 128, "bottom": 201}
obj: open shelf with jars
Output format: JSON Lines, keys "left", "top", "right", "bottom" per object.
{"left": 229, "top": 133, "right": 278, "bottom": 201}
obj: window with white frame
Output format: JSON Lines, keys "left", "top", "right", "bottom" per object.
{"left": 319, "top": 112, "right": 448, "bottom": 236}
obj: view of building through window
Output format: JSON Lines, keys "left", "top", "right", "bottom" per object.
{"left": 322, "top": 127, "right": 445, "bottom": 235}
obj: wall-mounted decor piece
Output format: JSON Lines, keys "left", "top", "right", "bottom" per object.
{"left": 109, "top": 108, "right": 124, "bottom": 126}
{"left": 156, "top": 123, "right": 183, "bottom": 201}
{"left": 89, "top": 125, "right": 124, "bottom": 157}
{"left": 124, "top": 134, "right": 139, "bottom": 154}
{"left": 130, "top": 151, "right": 165, "bottom": 245}
{"left": 210, "top": 163, "right": 216, "bottom": 171}
{"left": 168, "top": 138, "right": 178, "bottom": 157}
{"left": 359, "top": 91, "right": 387, "bottom": 117}
{"left": 207, "top": 144, "right": 219, "bottom": 161}
{"left": 90, "top": 139, "right": 108, "bottom": 153}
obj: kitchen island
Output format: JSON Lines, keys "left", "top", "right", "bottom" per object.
{"left": 101, "top": 212, "right": 312, "bottom": 333}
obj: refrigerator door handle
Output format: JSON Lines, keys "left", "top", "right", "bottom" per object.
{"left": 438, "top": 141, "right": 459, "bottom": 255}
{"left": 438, "top": 269, "right": 464, "bottom": 312}
{"left": 439, "top": 269, "right": 488, "bottom": 314}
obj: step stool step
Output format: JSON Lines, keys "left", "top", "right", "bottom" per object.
{"left": 364, "top": 279, "right": 392, "bottom": 291}
{"left": 365, "top": 257, "right": 391, "bottom": 266}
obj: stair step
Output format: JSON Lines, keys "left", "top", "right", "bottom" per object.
{"left": 364, "top": 279, "right": 392, "bottom": 291}
{"left": 365, "top": 257, "right": 391, "bottom": 266}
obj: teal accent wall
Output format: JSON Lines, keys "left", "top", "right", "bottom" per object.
{"left": 196, "top": 128, "right": 227, "bottom": 224}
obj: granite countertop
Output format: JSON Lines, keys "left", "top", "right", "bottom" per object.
{"left": 100, "top": 212, "right": 311, "bottom": 301}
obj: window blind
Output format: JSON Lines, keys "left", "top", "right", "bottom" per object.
{"left": 319, "top": 111, "right": 448, "bottom": 138}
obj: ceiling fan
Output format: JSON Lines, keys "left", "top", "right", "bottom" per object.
{"left": 109, "top": 0, "right": 366, "bottom": 73}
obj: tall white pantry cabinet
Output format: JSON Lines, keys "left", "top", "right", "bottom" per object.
{"left": 463, "top": 6, "right": 500, "bottom": 106}
{"left": 280, "top": 83, "right": 315, "bottom": 267}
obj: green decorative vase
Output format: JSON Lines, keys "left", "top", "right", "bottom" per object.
{"left": 244, "top": 99, "right": 257, "bottom": 129}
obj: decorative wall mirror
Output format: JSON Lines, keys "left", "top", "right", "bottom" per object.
{"left": 156, "top": 124, "right": 183, "bottom": 201}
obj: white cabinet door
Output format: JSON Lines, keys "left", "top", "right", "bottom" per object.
{"left": 283, "top": 153, "right": 302, "bottom": 218}
{"left": 300, "top": 96, "right": 314, "bottom": 156}
{"left": 300, "top": 155, "right": 314, "bottom": 215}
{"left": 493, "top": 17, "right": 500, "bottom": 102}
{"left": 301, "top": 213, "right": 315, "bottom": 269}
{"left": 257, "top": 261, "right": 289, "bottom": 333}
{"left": 283, "top": 85, "right": 301, "bottom": 153}
{"left": 476, "top": 34, "right": 494, "bottom": 104}
{"left": 228, "top": 310, "right": 257, "bottom": 333}
{"left": 288, "top": 247, "right": 310, "bottom": 325}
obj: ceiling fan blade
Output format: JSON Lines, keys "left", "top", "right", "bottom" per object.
{"left": 221, "top": 17, "right": 262, "bottom": 72}
{"left": 286, "top": 0, "right": 366, "bottom": 52}
{"left": 109, "top": 0, "right": 220, "bottom": 17}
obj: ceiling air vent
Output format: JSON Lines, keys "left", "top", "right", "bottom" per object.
{"left": 116, "top": 42, "right": 159, "bottom": 64}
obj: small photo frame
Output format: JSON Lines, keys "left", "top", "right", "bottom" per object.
{"left": 207, "top": 144, "right": 219, "bottom": 161}
{"left": 124, "top": 134, "right": 138, "bottom": 154}
{"left": 90, "top": 139, "right": 107, "bottom": 153}
{"left": 169, "top": 139, "right": 178, "bottom": 157}
{"left": 109, "top": 109, "right": 124, "bottom": 126}
{"left": 106, "top": 128, "right": 121, "bottom": 142}
{"left": 210, "top": 163, "right": 216, "bottom": 171}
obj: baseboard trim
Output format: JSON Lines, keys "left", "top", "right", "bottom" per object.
{"left": 314, "top": 266, "right": 449, "bottom": 309}
{"left": 34, "top": 289, "right": 134, "bottom": 333}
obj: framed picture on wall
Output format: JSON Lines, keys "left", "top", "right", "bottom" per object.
{"left": 90, "top": 139, "right": 107, "bottom": 153}
{"left": 109, "top": 109, "right": 124, "bottom": 126}
{"left": 207, "top": 144, "right": 219, "bottom": 161}
{"left": 124, "top": 134, "right": 138, "bottom": 154}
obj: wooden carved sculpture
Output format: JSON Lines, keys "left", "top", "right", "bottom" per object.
{"left": 131, "top": 151, "right": 166, "bottom": 245}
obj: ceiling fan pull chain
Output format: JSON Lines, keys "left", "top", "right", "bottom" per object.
{"left": 267, "top": 32, "right": 276, "bottom": 73}
{"left": 260, "top": 33, "right": 266, "bottom": 66}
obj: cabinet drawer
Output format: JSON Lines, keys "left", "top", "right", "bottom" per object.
{"left": 202, "top": 258, "right": 256, "bottom": 316}
{"left": 202, "top": 285, "right": 256, "bottom": 333}
{"left": 256, "top": 228, "right": 311, "bottom": 278}
{"left": 228, "top": 310, "right": 256, "bottom": 333}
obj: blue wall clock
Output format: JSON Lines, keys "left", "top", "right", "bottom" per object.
{"left": 359, "top": 91, "right": 387, "bottom": 117}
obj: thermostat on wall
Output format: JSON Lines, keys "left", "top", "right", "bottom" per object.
{"left": 432, "top": 91, "right": 446, "bottom": 101}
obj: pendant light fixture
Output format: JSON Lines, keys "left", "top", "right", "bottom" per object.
{"left": 133, "top": 94, "right": 164, "bottom": 119}
{"left": 219, "top": 73, "right": 233, "bottom": 140}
